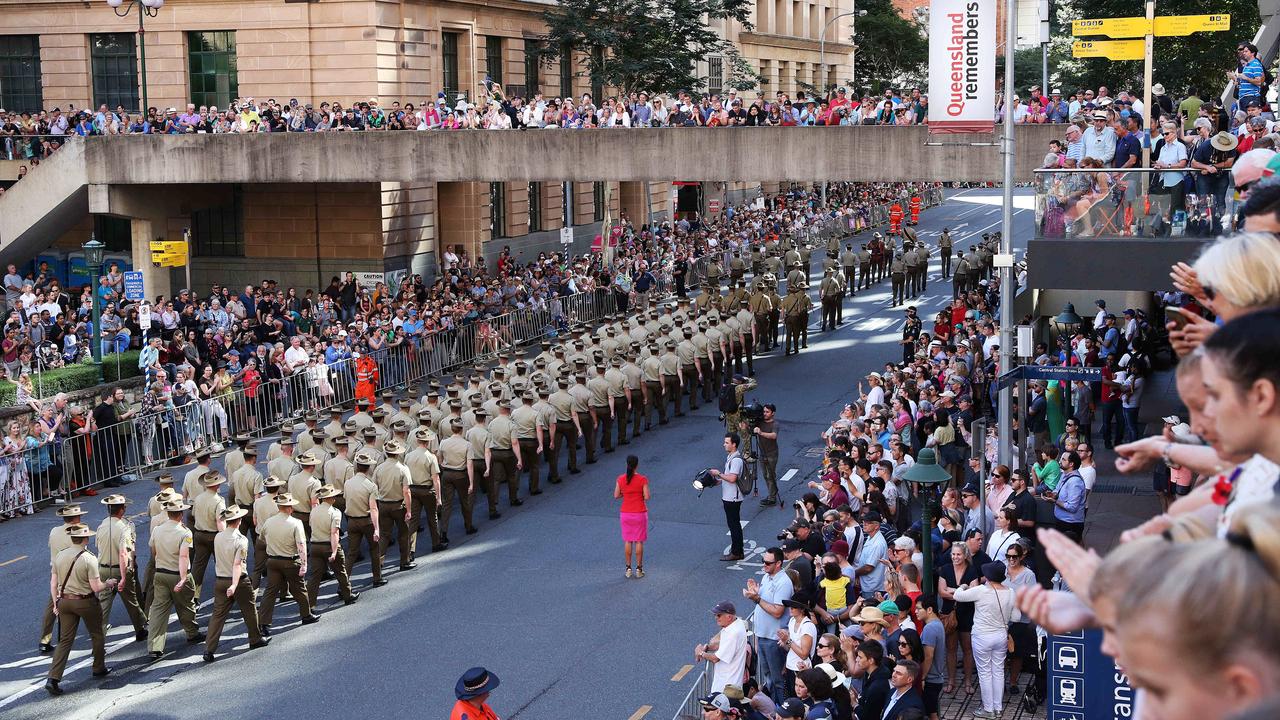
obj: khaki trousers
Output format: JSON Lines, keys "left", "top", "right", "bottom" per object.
{"left": 147, "top": 570, "right": 200, "bottom": 653}
{"left": 48, "top": 595, "right": 106, "bottom": 681}
{"left": 205, "top": 575, "right": 263, "bottom": 654}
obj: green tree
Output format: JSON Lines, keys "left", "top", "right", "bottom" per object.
{"left": 1049, "top": 0, "right": 1260, "bottom": 100}
{"left": 540, "top": 0, "right": 759, "bottom": 96}
{"left": 851, "top": 0, "right": 928, "bottom": 93}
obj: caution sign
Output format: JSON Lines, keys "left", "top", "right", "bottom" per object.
{"left": 1071, "top": 17, "right": 1149, "bottom": 38}
{"left": 1072, "top": 39, "right": 1146, "bottom": 61}
{"left": 1154, "top": 14, "right": 1230, "bottom": 36}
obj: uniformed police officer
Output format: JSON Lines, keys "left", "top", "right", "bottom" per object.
{"left": 95, "top": 495, "right": 146, "bottom": 640}
{"left": 203, "top": 506, "right": 269, "bottom": 663}
{"left": 45, "top": 523, "right": 116, "bottom": 696}
{"left": 257, "top": 493, "right": 319, "bottom": 631}
{"left": 306, "top": 486, "right": 358, "bottom": 608}
{"left": 147, "top": 498, "right": 205, "bottom": 658}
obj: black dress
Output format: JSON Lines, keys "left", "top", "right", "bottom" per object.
{"left": 937, "top": 561, "right": 982, "bottom": 632}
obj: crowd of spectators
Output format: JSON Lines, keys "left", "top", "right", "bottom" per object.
{"left": 0, "top": 180, "right": 930, "bottom": 518}
{"left": 698, "top": 175, "right": 1280, "bottom": 720}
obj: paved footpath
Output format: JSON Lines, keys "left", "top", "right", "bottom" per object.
{"left": 0, "top": 189, "right": 1146, "bottom": 720}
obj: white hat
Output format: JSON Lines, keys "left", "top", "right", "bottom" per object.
{"left": 1152, "top": 83, "right": 1166, "bottom": 96}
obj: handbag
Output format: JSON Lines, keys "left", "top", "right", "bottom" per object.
{"left": 995, "top": 588, "right": 1015, "bottom": 652}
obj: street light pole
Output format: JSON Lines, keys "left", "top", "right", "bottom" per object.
{"left": 997, "top": 0, "right": 1017, "bottom": 468}
{"left": 83, "top": 235, "right": 106, "bottom": 385}
{"left": 107, "top": 0, "right": 164, "bottom": 115}
{"left": 817, "top": 8, "right": 866, "bottom": 209}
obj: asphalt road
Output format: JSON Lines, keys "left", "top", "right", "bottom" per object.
{"left": 0, "top": 188, "right": 1033, "bottom": 720}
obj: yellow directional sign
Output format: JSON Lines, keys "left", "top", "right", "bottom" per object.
{"left": 1072, "top": 17, "right": 1149, "bottom": 38}
{"left": 1154, "top": 14, "right": 1230, "bottom": 36}
{"left": 1072, "top": 39, "right": 1146, "bottom": 61}
{"left": 150, "top": 252, "right": 187, "bottom": 268}
{"left": 149, "top": 240, "right": 188, "bottom": 255}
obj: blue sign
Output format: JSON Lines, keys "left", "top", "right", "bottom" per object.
{"left": 1047, "top": 628, "right": 1133, "bottom": 720}
{"left": 996, "top": 365, "right": 1102, "bottom": 391}
{"left": 123, "top": 271, "right": 145, "bottom": 302}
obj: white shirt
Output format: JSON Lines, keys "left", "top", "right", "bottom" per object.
{"left": 284, "top": 345, "right": 310, "bottom": 370}
{"left": 784, "top": 615, "right": 818, "bottom": 670}
{"left": 710, "top": 617, "right": 748, "bottom": 693}
{"left": 1220, "top": 454, "right": 1279, "bottom": 537}
{"left": 863, "top": 384, "right": 885, "bottom": 419}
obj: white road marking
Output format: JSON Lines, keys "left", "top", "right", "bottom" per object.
{"left": 779, "top": 469, "right": 798, "bottom": 485}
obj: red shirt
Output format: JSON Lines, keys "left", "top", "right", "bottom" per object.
{"left": 1100, "top": 365, "right": 1117, "bottom": 403}
{"left": 451, "top": 699, "right": 499, "bottom": 720}
{"left": 617, "top": 473, "right": 649, "bottom": 513}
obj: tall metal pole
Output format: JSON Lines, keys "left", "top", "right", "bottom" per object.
{"left": 997, "top": 0, "right": 1017, "bottom": 468}
{"left": 138, "top": 5, "right": 149, "bottom": 114}
{"left": 817, "top": 8, "right": 863, "bottom": 210}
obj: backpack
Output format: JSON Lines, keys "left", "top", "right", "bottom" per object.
{"left": 719, "top": 383, "right": 739, "bottom": 413}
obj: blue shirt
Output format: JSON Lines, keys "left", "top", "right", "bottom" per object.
{"left": 857, "top": 531, "right": 887, "bottom": 597}
{"left": 1054, "top": 470, "right": 1087, "bottom": 523}
{"left": 751, "top": 570, "right": 794, "bottom": 640}
{"left": 1113, "top": 133, "right": 1141, "bottom": 169}
{"left": 1240, "top": 58, "right": 1265, "bottom": 98}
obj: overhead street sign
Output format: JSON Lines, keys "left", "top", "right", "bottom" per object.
{"left": 148, "top": 240, "right": 188, "bottom": 255}
{"left": 151, "top": 253, "right": 186, "bottom": 268}
{"left": 1153, "top": 13, "right": 1230, "bottom": 36}
{"left": 1072, "top": 39, "right": 1145, "bottom": 61}
{"left": 1072, "top": 17, "right": 1149, "bottom": 38}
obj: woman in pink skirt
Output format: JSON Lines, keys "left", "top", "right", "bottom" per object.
{"left": 614, "top": 454, "right": 651, "bottom": 578}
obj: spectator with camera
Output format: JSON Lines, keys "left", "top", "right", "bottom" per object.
{"left": 753, "top": 404, "right": 780, "bottom": 507}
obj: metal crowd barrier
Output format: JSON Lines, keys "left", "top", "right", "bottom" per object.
{"left": 4, "top": 289, "right": 628, "bottom": 512}
{"left": 670, "top": 661, "right": 714, "bottom": 720}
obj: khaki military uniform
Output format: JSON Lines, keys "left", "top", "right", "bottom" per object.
{"left": 511, "top": 403, "right": 544, "bottom": 497}
{"left": 191, "top": 487, "right": 226, "bottom": 601}
{"left": 568, "top": 381, "right": 596, "bottom": 463}
{"left": 405, "top": 444, "right": 444, "bottom": 551}
{"left": 257, "top": 512, "right": 315, "bottom": 625}
{"left": 307, "top": 503, "right": 356, "bottom": 605}
{"left": 95, "top": 515, "right": 145, "bottom": 633}
{"left": 372, "top": 460, "right": 412, "bottom": 570}
{"left": 49, "top": 544, "right": 107, "bottom": 681}
{"left": 486, "top": 414, "right": 519, "bottom": 504}
{"left": 343, "top": 473, "right": 383, "bottom": 584}
{"left": 206, "top": 526, "right": 264, "bottom": 655}
{"left": 147, "top": 521, "right": 201, "bottom": 653}
{"left": 438, "top": 432, "right": 475, "bottom": 529}
{"left": 40, "top": 523, "right": 77, "bottom": 647}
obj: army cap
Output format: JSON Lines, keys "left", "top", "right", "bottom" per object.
{"left": 470, "top": 397, "right": 483, "bottom": 407}
{"left": 448, "top": 398, "right": 463, "bottom": 409}
{"left": 492, "top": 366, "right": 507, "bottom": 376}
{"left": 370, "top": 408, "right": 388, "bottom": 420}
{"left": 417, "top": 409, "right": 434, "bottom": 421}
{"left": 280, "top": 437, "right": 297, "bottom": 446}
{"left": 263, "top": 475, "right": 286, "bottom": 489}
{"left": 65, "top": 523, "right": 95, "bottom": 539}
{"left": 391, "top": 419, "right": 411, "bottom": 433}
{"left": 272, "top": 493, "right": 297, "bottom": 507}
{"left": 353, "top": 450, "right": 379, "bottom": 465}
{"left": 297, "top": 451, "right": 322, "bottom": 466}
{"left": 100, "top": 494, "right": 131, "bottom": 506}
{"left": 665, "top": 339, "right": 677, "bottom": 349}
{"left": 219, "top": 506, "right": 249, "bottom": 522}
{"left": 343, "top": 419, "right": 360, "bottom": 432}
{"left": 329, "top": 407, "right": 344, "bottom": 417}
{"left": 163, "top": 499, "right": 192, "bottom": 513}
{"left": 155, "top": 488, "right": 181, "bottom": 503}
{"left": 334, "top": 437, "right": 351, "bottom": 446}
{"left": 200, "top": 471, "right": 227, "bottom": 487}
{"left": 474, "top": 408, "right": 489, "bottom": 419}
{"left": 556, "top": 377, "right": 570, "bottom": 387}
{"left": 536, "top": 386, "right": 551, "bottom": 397}
{"left": 449, "top": 418, "right": 464, "bottom": 431}
{"left": 380, "top": 389, "right": 394, "bottom": 399}
{"left": 156, "top": 473, "right": 176, "bottom": 485}
{"left": 361, "top": 427, "right": 379, "bottom": 438}
{"left": 413, "top": 427, "right": 435, "bottom": 442}
{"left": 521, "top": 390, "right": 536, "bottom": 401}
{"left": 609, "top": 356, "right": 624, "bottom": 367}
{"left": 534, "top": 357, "right": 547, "bottom": 368}
{"left": 398, "top": 398, "right": 413, "bottom": 408}
{"left": 304, "top": 410, "right": 319, "bottom": 421}
{"left": 315, "top": 485, "right": 343, "bottom": 500}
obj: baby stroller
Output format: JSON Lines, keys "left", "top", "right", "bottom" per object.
{"left": 36, "top": 342, "right": 65, "bottom": 372}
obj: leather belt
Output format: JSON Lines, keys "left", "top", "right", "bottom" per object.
{"left": 267, "top": 555, "right": 299, "bottom": 560}
{"left": 156, "top": 568, "right": 180, "bottom": 575}
{"left": 60, "top": 593, "right": 92, "bottom": 600}
{"left": 99, "top": 563, "right": 120, "bottom": 568}
{"left": 347, "top": 514, "right": 369, "bottom": 519}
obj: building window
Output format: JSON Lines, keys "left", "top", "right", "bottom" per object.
{"left": 188, "top": 31, "right": 238, "bottom": 109}
{"left": 485, "top": 35, "right": 503, "bottom": 86}
{"left": 524, "top": 40, "right": 540, "bottom": 97}
{"left": 442, "top": 32, "right": 461, "bottom": 104}
{"left": 707, "top": 57, "right": 723, "bottom": 98}
{"left": 559, "top": 43, "right": 573, "bottom": 98}
{"left": 93, "top": 215, "right": 132, "bottom": 253}
{"left": 528, "top": 182, "right": 542, "bottom": 233}
{"left": 489, "top": 182, "right": 506, "bottom": 238}
{"left": 592, "top": 181, "right": 606, "bottom": 222}
{"left": 191, "top": 186, "right": 245, "bottom": 257}
{"left": 590, "top": 46, "right": 603, "bottom": 103}
{"left": 91, "top": 33, "right": 139, "bottom": 113}
{"left": 0, "top": 35, "right": 42, "bottom": 114}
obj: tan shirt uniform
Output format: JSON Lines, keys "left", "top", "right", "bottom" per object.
{"left": 287, "top": 471, "right": 321, "bottom": 513}
{"left": 223, "top": 448, "right": 246, "bottom": 479}
{"left": 192, "top": 490, "right": 226, "bottom": 533}
{"left": 486, "top": 415, "right": 515, "bottom": 450}
{"left": 231, "top": 464, "right": 263, "bottom": 507}
{"left": 343, "top": 473, "right": 378, "bottom": 517}
{"left": 213, "top": 528, "right": 249, "bottom": 578}
{"left": 252, "top": 493, "right": 280, "bottom": 529}
{"left": 95, "top": 516, "right": 134, "bottom": 567}
{"left": 548, "top": 390, "right": 575, "bottom": 421}
{"left": 641, "top": 356, "right": 663, "bottom": 382}
{"left": 323, "top": 455, "right": 355, "bottom": 491}
{"left": 586, "top": 376, "right": 611, "bottom": 408}
{"left": 511, "top": 405, "right": 542, "bottom": 440}
{"left": 148, "top": 490, "right": 174, "bottom": 521}
{"left": 151, "top": 521, "right": 193, "bottom": 571}
{"left": 309, "top": 503, "right": 343, "bottom": 542}
{"left": 623, "top": 361, "right": 644, "bottom": 391}
{"left": 261, "top": 513, "right": 305, "bottom": 558}
{"left": 659, "top": 351, "right": 680, "bottom": 376}
{"left": 372, "top": 460, "right": 411, "bottom": 503}
{"left": 605, "top": 368, "right": 628, "bottom": 398}
{"left": 53, "top": 546, "right": 100, "bottom": 596}
{"left": 405, "top": 446, "right": 441, "bottom": 487}
{"left": 438, "top": 435, "right": 470, "bottom": 470}
{"left": 49, "top": 524, "right": 75, "bottom": 566}
{"left": 568, "top": 384, "right": 591, "bottom": 414}
{"left": 182, "top": 465, "right": 211, "bottom": 501}
{"left": 465, "top": 425, "right": 490, "bottom": 461}
{"left": 268, "top": 456, "right": 298, "bottom": 487}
